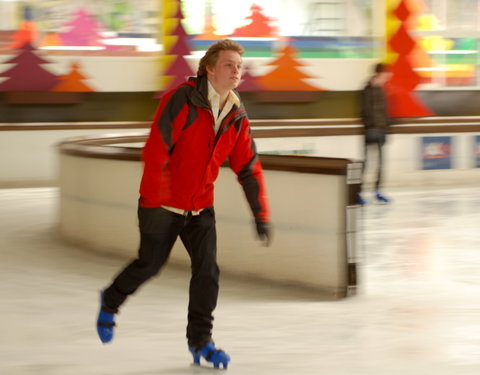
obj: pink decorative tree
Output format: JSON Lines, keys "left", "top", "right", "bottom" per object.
{"left": 60, "top": 8, "right": 104, "bottom": 46}
{"left": 0, "top": 42, "right": 58, "bottom": 91}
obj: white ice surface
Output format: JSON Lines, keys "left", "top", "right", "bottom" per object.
{"left": 1, "top": 186, "right": 480, "bottom": 375}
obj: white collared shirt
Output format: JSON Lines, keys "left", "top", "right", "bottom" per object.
{"left": 162, "top": 206, "right": 203, "bottom": 216}
{"left": 207, "top": 80, "right": 240, "bottom": 134}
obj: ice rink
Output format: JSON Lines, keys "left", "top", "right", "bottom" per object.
{"left": 1, "top": 186, "right": 480, "bottom": 374}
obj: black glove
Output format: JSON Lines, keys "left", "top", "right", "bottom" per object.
{"left": 255, "top": 220, "right": 272, "bottom": 247}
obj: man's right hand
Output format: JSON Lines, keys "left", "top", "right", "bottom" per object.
{"left": 255, "top": 220, "right": 272, "bottom": 247}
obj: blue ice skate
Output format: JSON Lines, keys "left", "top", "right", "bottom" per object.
{"left": 357, "top": 192, "right": 366, "bottom": 206}
{"left": 189, "top": 342, "right": 230, "bottom": 369}
{"left": 375, "top": 190, "right": 391, "bottom": 204}
{"left": 96, "top": 291, "right": 116, "bottom": 344}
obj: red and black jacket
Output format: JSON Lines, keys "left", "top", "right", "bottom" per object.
{"left": 139, "top": 76, "right": 269, "bottom": 223}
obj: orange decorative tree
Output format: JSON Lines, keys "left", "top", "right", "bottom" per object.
{"left": 258, "top": 44, "right": 323, "bottom": 91}
{"left": 52, "top": 62, "right": 95, "bottom": 92}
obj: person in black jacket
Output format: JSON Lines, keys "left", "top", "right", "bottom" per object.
{"left": 358, "top": 62, "right": 392, "bottom": 205}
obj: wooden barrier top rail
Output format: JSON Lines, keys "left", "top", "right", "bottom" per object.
{"left": 3, "top": 116, "right": 480, "bottom": 136}
{"left": 58, "top": 133, "right": 356, "bottom": 176}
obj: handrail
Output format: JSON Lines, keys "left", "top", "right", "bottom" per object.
{"left": 4, "top": 116, "right": 480, "bottom": 136}
{"left": 58, "top": 133, "right": 353, "bottom": 176}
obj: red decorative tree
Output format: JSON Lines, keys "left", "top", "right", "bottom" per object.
{"left": 231, "top": 4, "right": 278, "bottom": 38}
{"left": 258, "top": 44, "right": 323, "bottom": 91}
{"left": 52, "top": 62, "right": 95, "bottom": 92}
{"left": 168, "top": 22, "right": 191, "bottom": 55}
{"left": 0, "top": 42, "right": 58, "bottom": 91}
{"left": 8, "top": 21, "right": 39, "bottom": 49}
{"left": 60, "top": 8, "right": 104, "bottom": 46}
{"left": 386, "top": 0, "right": 433, "bottom": 117}
{"left": 163, "top": 55, "right": 195, "bottom": 91}
{"left": 8, "top": 6, "right": 38, "bottom": 49}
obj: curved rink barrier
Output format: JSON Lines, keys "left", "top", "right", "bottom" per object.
{"left": 58, "top": 133, "right": 361, "bottom": 299}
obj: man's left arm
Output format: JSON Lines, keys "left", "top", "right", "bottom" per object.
{"left": 228, "top": 118, "right": 271, "bottom": 246}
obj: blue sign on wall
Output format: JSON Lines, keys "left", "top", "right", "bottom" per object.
{"left": 475, "top": 136, "right": 480, "bottom": 168}
{"left": 421, "top": 136, "right": 452, "bottom": 170}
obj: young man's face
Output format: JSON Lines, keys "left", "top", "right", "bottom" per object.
{"left": 207, "top": 50, "right": 242, "bottom": 93}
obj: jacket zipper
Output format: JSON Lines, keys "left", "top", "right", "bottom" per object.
{"left": 190, "top": 108, "right": 216, "bottom": 210}
{"left": 191, "top": 108, "right": 236, "bottom": 210}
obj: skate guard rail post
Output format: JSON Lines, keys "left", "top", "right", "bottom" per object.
{"left": 57, "top": 134, "right": 361, "bottom": 299}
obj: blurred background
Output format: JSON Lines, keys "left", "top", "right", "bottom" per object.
{"left": 0, "top": 0, "right": 480, "bottom": 116}
{"left": 1, "top": 0, "right": 480, "bottom": 188}
{"left": 1, "top": 2, "right": 480, "bottom": 374}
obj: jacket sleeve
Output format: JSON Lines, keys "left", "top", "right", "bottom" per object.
{"left": 139, "top": 86, "right": 190, "bottom": 207}
{"left": 228, "top": 117, "right": 270, "bottom": 223}
{"left": 360, "top": 84, "right": 374, "bottom": 130}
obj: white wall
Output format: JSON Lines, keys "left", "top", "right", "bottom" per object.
{"left": 0, "top": 129, "right": 146, "bottom": 187}
{"left": 0, "top": 54, "right": 160, "bottom": 92}
{"left": 245, "top": 57, "right": 375, "bottom": 91}
{"left": 0, "top": 51, "right": 375, "bottom": 91}
{"left": 256, "top": 133, "right": 480, "bottom": 188}
{"left": 2, "top": 130, "right": 480, "bottom": 188}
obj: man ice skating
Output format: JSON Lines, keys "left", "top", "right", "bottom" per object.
{"left": 96, "top": 39, "right": 271, "bottom": 369}
{"left": 358, "top": 62, "right": 393, "bottom": 205}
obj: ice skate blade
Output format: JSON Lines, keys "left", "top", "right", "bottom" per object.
{"left": 189, "top": 343, "right": 230, "bottom": 370}
{"left": 190, "top": 362, "right": 229, "bottom": 370}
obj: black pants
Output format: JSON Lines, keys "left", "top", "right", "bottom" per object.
{"left": 362, "top": 138, "right": 385, "bottom": 191}
{"left": 103, "top": 206, "right": 219, "bottom": 349}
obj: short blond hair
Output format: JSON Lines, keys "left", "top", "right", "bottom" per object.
{"left": 197, "top": 39, "right": 244, "bottom": 77}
